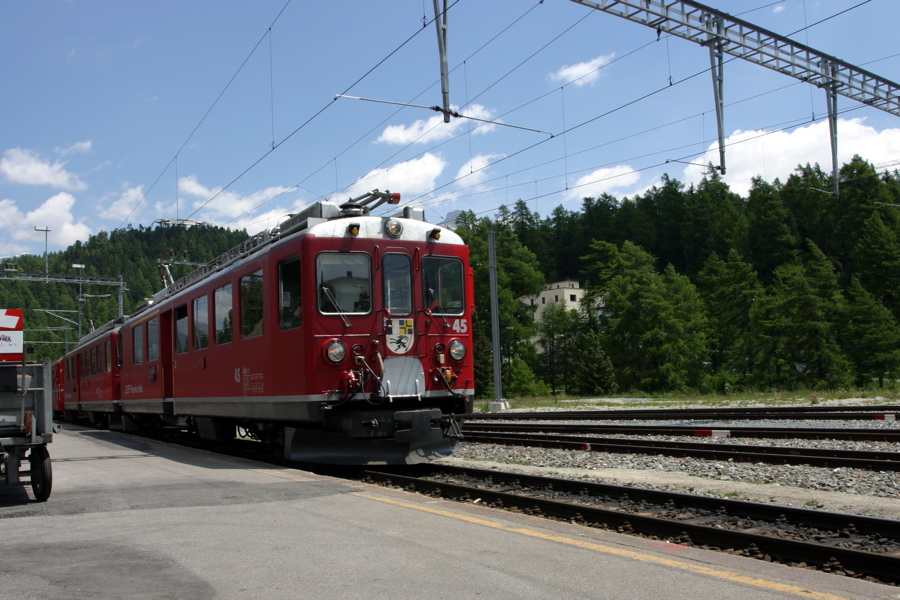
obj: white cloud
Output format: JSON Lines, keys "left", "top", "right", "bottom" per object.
{"left": 376, "top": 104, "right": 496, "bottom": 145}
{"left": 680, "top": 118, "right": 900, "bottom": 196}
{"left": 454, "top": 153, "right": 503, "bottom": 187}
{"left": 56, "top": 140, "right": 92, "bottom": 156}
{"left": 3, "top": 192, "right": 93, "bottom": 250}
{"left": 177, "top": 175, "right": 295, "bottom": 229}
{"left": 178, "top": 175, "right": 292, "bottom": 224}
{"left": 102, "top": 185, "right": 146, "bottom": 222}
{"left": 548, "top": 54, "right": 616, "bottom": 87}
{"left": 0, "top": 148, "right": 87, "bottom": 190}
{"left": 564, "top": 165, "right": 640, "bottom": 201}
{"left": 340, "top": 153, "right": 447, "bottom": 202}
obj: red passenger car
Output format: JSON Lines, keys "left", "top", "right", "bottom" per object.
{"left": 59, "top": 324, "right": 122, "bottom": 426}
{"left": 61, "top": 191, "right": 474, "bottom": 464}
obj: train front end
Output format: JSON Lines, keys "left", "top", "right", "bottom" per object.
{"left": 287, "top": 192, "right": 474, "bottom": 464}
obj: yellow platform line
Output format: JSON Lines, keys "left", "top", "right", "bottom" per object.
{"left": 354, "top": 492, "right": 850, "bottom": 600}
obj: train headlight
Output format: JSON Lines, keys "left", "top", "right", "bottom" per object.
{"left": 385, "top": 219, "right": 403, "bottom": 238}
{"left": 325, "top": 340, "right": 347, "bottom": 363}
{"left": 449, "top": 339, "right": 466, "bottom": 361}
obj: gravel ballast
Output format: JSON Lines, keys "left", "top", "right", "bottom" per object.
{"left": 442, "top": 405, "right": 900, "bottom": 520}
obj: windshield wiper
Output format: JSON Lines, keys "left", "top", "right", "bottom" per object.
{"left": 322, "top": 285, "right": 351, "bottom": 328}
{"left": 428, "top": 287, "right": 450, "bottom": 328}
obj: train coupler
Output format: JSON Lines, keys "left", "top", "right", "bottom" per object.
{"left": 443, "top": 414, "right": 464, "bottom": 440}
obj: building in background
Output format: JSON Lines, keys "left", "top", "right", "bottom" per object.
{"left": 522, "top": 280, "right": 584, "bottom": 322}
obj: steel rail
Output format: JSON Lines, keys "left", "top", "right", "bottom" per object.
{"left": 463, "top": 406, "right": 900, "bottom": 421}
{"left": 462, "top": 422, "right": 900, "bottom": 442}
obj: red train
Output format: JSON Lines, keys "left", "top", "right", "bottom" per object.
{"left": 58, "top": 191, "right": 474, "bottom": 464}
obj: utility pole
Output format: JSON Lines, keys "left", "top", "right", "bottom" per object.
{"left": 34, "top": 226, "right": 49, "bottom": 276}
{"left": 487, "top": 231, "right": 509, "bottom": 412}
{"left": 73, "top": 263, "right": 85, "bottom": 340}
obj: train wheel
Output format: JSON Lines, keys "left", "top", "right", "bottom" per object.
{"left": 30, "top": 445, "right": 52, "bottom": 502}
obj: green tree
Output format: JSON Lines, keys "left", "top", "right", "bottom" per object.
{"left": 842, "top": 278, "right": 900, "bottom": 387}
{"left": 697, "top": 250, "right": 762, "bottom": 390}
{"left": 749, "top": 263, "right": 852, "bottom": 389}
{"left": 571, "top": 329, "right": 617, "bottom": 396}
{"left": 455, "top": 212, "right": 545, "bottom": 397}
{"left": 536, "top": 301, "right": 582, "bottom": 394}
{"left": 583, "top": 241, "right": 707, "bottom": 392}
{"left": 852, "top": 211, "right": 900, "bottom": 318}
{"left": 745, "top": 177, "right": 798, "bottom": 282}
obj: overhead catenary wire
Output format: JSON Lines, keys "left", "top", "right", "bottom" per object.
{"left": 140, "top": 0, "right": 886, "bottom": 243}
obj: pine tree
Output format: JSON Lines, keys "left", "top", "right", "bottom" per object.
{"left": 746, "top": 177, "right": 798, "bottom": 282}
{"left": 572, "top": 330, "right": 617, "bottom": 396}
{"left": 697, "top": 250, "right": 762, "bottom": 389}
{"left": 852, "top": 211, "right": 900, "bottom": 318}
{"left": 842, "top": 278, "right": 900, "bottom": 387}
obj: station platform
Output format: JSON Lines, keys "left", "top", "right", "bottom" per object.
{"left": 0, "top": 425, "right": 893, "bottom": 600}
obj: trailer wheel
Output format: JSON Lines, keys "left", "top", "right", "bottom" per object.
{"left": 30, "top": 445, "right": 52, "bottom": 502}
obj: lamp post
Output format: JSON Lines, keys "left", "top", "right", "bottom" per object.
{"left": 35, "top": 226, "right": 50, "bottom": 276}
{"left": 73, "top": 263, "right": 85, "bottom": 339}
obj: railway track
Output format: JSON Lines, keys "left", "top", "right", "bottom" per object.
{"left": 359, "top": 464, "right": 900, "bottom": 585}
{"left": 460, "top": 431, "right": 900, "bottom": 471}
{"left": 463, "top": 405, "right": 900, "bottom": 421}
{"left": 462, "top": 421, "right": 900, "bottom": 442}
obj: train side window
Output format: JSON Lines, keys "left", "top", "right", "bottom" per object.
{"left": 241, "top": 270, "right": 264, "bottom": 338}
{"left": 422, "top": 256, "right": 465, "bottom": 315}
{"left": 115, "top": 337, "right": 122, "bottom": 368}
{"left": 91, "top": 347, "right": 97, "bottom": 375}
{"left": 148, "top": 318, "right": 159, "bottom": 361}
{"left": 175, "top": 305, "right": 189, "bottom": 353}
{"left": 214, "top": 284, "right": 233, "bottom": 344}
{"left": 105, "top": 340, "right": 111, "bottom": 372}
{"left": 133, "top": 325, "right": 144, "bottom": 365}
{"left": 279, "top": 257, "right": 301, "bottom": 329}
{"left": 317, "top": 253, "right": 371, "bottom": 314}
{"left": 383, "top": 253, "right": 411, "bottom": 315}
{"left": 193, "top": 296, "right": 209, "bottom": 349}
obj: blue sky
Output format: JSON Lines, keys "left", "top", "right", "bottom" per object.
{"left": 2, "top": 0, "right": 900, "bottom": 260}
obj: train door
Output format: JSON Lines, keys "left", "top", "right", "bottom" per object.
{"left": 158, "top": 309, "right": 174, "bottom": 407}
{"left": 380, "top": 250, "right": 425, "bottom": 399}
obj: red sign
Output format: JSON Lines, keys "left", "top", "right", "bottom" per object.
{"left": 0, "top": 309, "right": 24, "bottom": 362}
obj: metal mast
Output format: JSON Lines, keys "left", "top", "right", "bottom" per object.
{"left": 569, "top": 0, "right": 900, "bottom": 195}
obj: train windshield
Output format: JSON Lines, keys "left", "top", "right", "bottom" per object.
{"left": 383, "top": 253, "right": 411, "bottom": 315}
{"left": 317, "top": 253, "right": 371, "bottom": 314}
{"left": 422, "top": 257, "right": 464, "bottom": 316}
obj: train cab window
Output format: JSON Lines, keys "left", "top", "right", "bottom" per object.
{"left": 317, "top": 253, "right": 371, "bottom": 314}
{"left": 214, "top": 284, "right": 233, "bottom": 344}
{"left": 133, "top": 325, "right": 144, "bottom": 365}
{"left": 279, "top": 257, "right": 302, "bottom": 329}
{"left": 383, "top": 254, "right": 411, "bottom": 315}
{"left": 105, "top": 341, "right": 111, "bottom": 373}
{"left": 175, "top": 305, "right": 189, "bottom": 353}
{"left": 193, "top": 296, "right": 209, "bottom": 349}
{"left": 422, "top": 257, "right": 465, "bottom": 315}
{"left": 241, "top": 270, "right": 264, "bottom": 338}
{"left": 147, "top": 318, "right": 159, "bottom": 361}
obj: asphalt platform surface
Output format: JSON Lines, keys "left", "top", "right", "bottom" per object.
{"left": 0, "top": 424, "right": 894, "bottom": 599}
